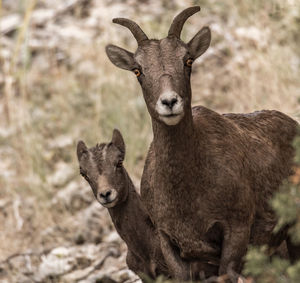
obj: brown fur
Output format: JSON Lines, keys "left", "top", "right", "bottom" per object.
{"left": 77, "top": 130, "right": 169, "bottom": 279}
{"left": 76, "top": 130, "right": 220, "bottom": 280}
{"left": 105, "top": 6, "right": 299, "bottom": 280}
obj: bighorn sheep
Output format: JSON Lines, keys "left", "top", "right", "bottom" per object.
{"left": 105, "top": 6, "right": 299, "bottom": 280}
{"left": 76, "top": 130, "right": 220, "bottom": 280}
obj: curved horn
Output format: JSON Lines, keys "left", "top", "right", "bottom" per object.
{"left": 113, "top": 18, "right": 148, "bottom": 45}
{"left": 168, "top": 6, "right": 201, "bottom": 38}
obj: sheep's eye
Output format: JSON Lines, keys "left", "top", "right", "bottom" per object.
{"left": 83, "top": 174, "right": 90, "bottom": 181}
{"left": 185, "top": 58, "right": 194, "bottom": 67}
{"left": 80, "top": 169, "right": 89, "bottom": 180}
{"left": 133, "top": 68, "right": 141, "bottom": 77}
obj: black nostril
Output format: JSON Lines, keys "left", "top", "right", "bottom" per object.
{"left": 100, "top": 190, "right": 112, "bottom": 199}
{"left": 170, "top": 98, "right": 178, "bottom": 107}
{"left": 161, "top": 99, "right": 169, "bottom": 106}
{"left": 161, "top": 98, "right": 178, "bottom": 109}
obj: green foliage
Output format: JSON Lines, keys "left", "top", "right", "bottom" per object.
{"left": 244, "top": 126, "right": 300, "bottom": 282}
{"left": 244, "top": 246, "right": 290, "bottom": 282}
{"left": 272, "top": 183, "right": 300, "bottom": 244}
{"left": 244, "top": 246, "right": 300, "bottom": 283}
{"left": 272, "top": 127, "right": 300, "bottom": 244}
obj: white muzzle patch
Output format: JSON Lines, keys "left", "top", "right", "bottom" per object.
{"left": 155, "top": 91, "right": 184, "bottom": 126}
{"left": 97, "top": 175, "right": 118, "bottom": 207}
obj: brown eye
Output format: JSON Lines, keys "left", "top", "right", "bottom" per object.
{"left": 186, "top": 58, "right": 193, "bottom": 67}
{"left": 81, "top": 173, "right": 88, "bottom": 179}
{"left": 80, "top": 169, "right": 89, "bottom": 180}
{"left": 116, "top": 161, "right": 123, "bottom": 168}
{"left": 133, "top": 69, "right": 141, "bottom": 77}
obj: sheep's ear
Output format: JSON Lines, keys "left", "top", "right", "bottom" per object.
{"left": 111, "top": 129, "right": 125, "bottom": 158}
{"left": 77, "top": 141, "right": 88, "bottom": 161}
{"left": 106, "top": 44, "right": 135, "bottom": 71}
{"left": 187, "top": 27, "right": 211, "bottom": 59}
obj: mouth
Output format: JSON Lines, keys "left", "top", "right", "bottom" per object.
{"left": 99, "top": 198, "right": 117, "bottom": 208}
{"left": 158, "top": 112, "right": 184, "bottom": 126}
{"left": 162, "top": 113, "right": 180, "bottom": 117}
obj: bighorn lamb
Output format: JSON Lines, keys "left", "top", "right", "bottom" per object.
{"left": 76, "top": 129, "right": 219, "bottom": 280}
{"left": 106, "top": 6, "right": 299, "bottom": 279}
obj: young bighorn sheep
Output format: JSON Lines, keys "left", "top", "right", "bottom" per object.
{"left": 106, "top": 6, "right": 299, "bottom": 280}
{"left": 76, "top": 130, "right": 168, "bottom": 279}
{"left": 76, "top": 130, "right": 220, "bottom": 280}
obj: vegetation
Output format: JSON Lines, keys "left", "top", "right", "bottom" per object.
{"left": 0, "top": 0, "right": 299, "bottom": 281}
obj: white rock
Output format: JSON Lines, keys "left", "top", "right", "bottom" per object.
{"left": 31, "top": 9, "right": 56, "bottom": 26}
{"left": 47, "top": 161, "right": 74, "bottom": 187}
{"left": 51, "top": 246, "right": 70, "bottom": 257}
{"left": 0, "top": 14, "right": 21, "bottom": 35}
{"left": 48, "top": 134, "right": 73, "bottom": 149}
{"left": 103, "top": 231, "right": 121, "bottom": 243}
{"left": 36, "top": 249, "right": 74, "bottom": 280}
{"left": 235, "top": 26, "right": 270, "bottom": 47}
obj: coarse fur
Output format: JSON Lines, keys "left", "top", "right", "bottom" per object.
{"left": 76, "top": 130, "right": 169, "bottom": 279}
{"left": 76, "top": 130, "right": 220, "bottom": 281}
{"left": 106, "top": 6, "right": 299, "bottom": 280}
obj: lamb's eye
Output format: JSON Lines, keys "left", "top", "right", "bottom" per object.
{"left": 185, "top": 58, "right": 194, "bottom": 67}
{"left": 116, "top": 161, "right": 123, "bottom": 168}
{"left": 133, "top": 68, "right": 141, "bottom": 77}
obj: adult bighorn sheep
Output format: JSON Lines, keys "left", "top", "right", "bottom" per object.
{"left": 106, "top": 6, "right": 299, "bottom": 280}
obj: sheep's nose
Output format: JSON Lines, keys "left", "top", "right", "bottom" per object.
{"left": 99, "top": 190, "right": 111, "bottom": 200}
{"left": 161, "top": 98, "right": 178, "bottom": 109}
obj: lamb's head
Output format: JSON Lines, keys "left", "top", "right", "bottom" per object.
{"left": 76, "top": 129, "right": 127, "bottom": 208}
{"left": 106, "top": 6, "right": 211, "bottom": 126}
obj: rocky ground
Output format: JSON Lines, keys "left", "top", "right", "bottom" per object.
{"left": 0, "top": 0, "right": 299, "bottom": 282}
{"left": 0, "top": 1, "right": 153, "bottom": 282}
{"left": 0, "top": 191, "right": 140, "bottom": 282}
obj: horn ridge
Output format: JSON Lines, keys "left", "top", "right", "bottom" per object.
{"left": 168, "top": 6, "right": 201, "bottom": 38}
{"left": 113, "top": 18, "right": 148, "bottom": 45}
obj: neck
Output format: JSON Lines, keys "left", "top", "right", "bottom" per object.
{"left": 150, "top": 104, "right": 202, "bottom": 198}
{"left": 152, "top": 107, "right": 195, "bottom": 156}
{"left": 108, "top": 171, "right": 137, "bottom": 226}
{"left": 107, "top": 171, "right": 154, "bottom": 254}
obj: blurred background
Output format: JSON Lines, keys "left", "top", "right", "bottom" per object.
{"left": 0, "top": 0, "right": 299, "bottom": 282}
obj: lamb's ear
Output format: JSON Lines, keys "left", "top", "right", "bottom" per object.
{"left": 106, "top": 44, "right": 135, "bottom": 71}
{"left": 187, "top": 27, "right": 211, "bottom": 59}
{"left": 111, "top": 129, "right": 125, "bottom": 158}
{"left": 77, "top": 141, "right": 88, "bottom": 161}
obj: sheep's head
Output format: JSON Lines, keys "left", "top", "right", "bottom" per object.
{"left": 76, "top": 129, "right": 127, "bottom": 208}
{"left": 106, "top": 6, "right": 211, "bottom": 126}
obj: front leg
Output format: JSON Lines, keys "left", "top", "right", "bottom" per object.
{"left": 219, "top": 225, "right": 250, "bottom": 278}
{"left": 126, "top": 250, "right": 152, "bottom": 282}
{"left": 287, "top": 235, "right": 300, "bottom": 263}
{"left": 159, "top": 230, "right": 191, "bottom": 281}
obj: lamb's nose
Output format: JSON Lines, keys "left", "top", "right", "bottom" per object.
{"left": 161, "top": 98, "right": 178, "bottom": 109}
{"left": 99, "top": 190, "right": 111, "bottom": 199}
